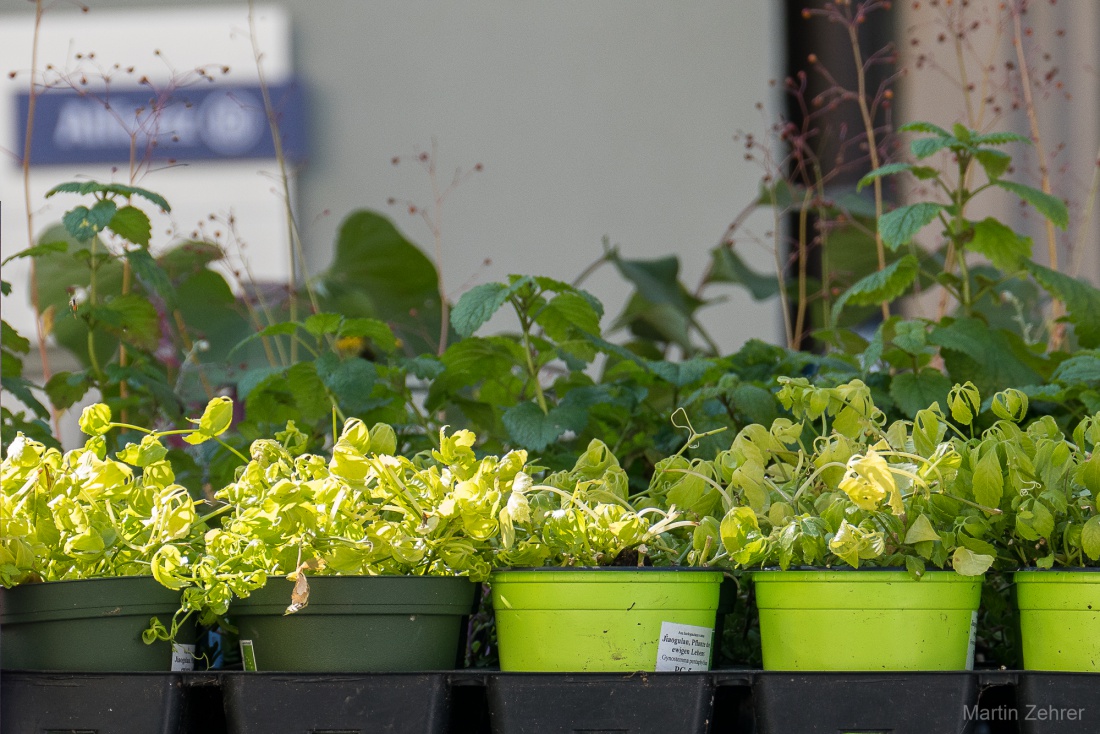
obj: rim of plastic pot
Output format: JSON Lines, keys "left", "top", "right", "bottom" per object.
{"left": 229, "top": 574, "right": 478, "bottom": 617}
{"left": 0, "top": 576, "right": 183, "bottom": 625}
{"left": 492, "top": 566, "right": 722, "bottom": 572}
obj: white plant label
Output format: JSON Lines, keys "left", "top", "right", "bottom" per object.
{"left": 171, "top": 643, "right": 196, "bottom": 672}
{"left": 966, "top": 610, "right": 978, "bottom": 670}
{"left": 240, "top": 639, "right": 258, "bottom": 672}
{"left": 655, "top": 621, "right": 713, "bottom": 672}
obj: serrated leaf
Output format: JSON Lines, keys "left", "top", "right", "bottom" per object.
{"left": 1, "top": 320, "right": 31, "bottom": 354}
{"left": 889, "top": 369, "right": 952, "bottom": 418}
{"left": 91, "top": 293, "right": 161, "bottom": 350}
{"left": 303, "top": 313, "right": 343, "bottom": 338}
{"left": 1024, "top": 262, "right": 1100, "bottom": 348}
{"left": 502, "top": 397, "right": 589, "bottom": 452}
{"left": 911, "top": 137, "right": 955, "bottom": 159}
{"left": 857, "top": 163, "right": 915, "bottom": 192}
{"left": 108, "top": 205, "right": 152, "bottom": 246}
{"left": 971, "top": 131, "right": 1031, "bottom": 146}
{"left": 1, "top": 241, "right": 68, "bottom": 266}
{"left": 1052, "top": 354, "right": 1100, "bottom": 385}
{"left": 834, "top": 255, "right": 919, "bottom": 317}
{"left": 898, "top": 122, "right": 952, "bottom": 137}
{"left": 972, "top": 448, "right": 1004, "bottom": 511}
{"left": 315, "top": 353, "right": 378, "bottom": 414}
{"left": 967, "top": 217, "right": 1031, "bottom": 271}
{"left": 451, "top": 282, "right": 512, "bottom": 338}
{"left": 994, "top": 180, "right": 1068, "bottom": 229}
{"left": 879, "top": 203, "right": 945, "bottom": 250}
{"left": 62, "top": 200, "right": 117, "bottom": 241}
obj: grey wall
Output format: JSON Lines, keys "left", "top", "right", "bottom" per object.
{"left": 3, "top": 1, "right": 785, "bottom": 353}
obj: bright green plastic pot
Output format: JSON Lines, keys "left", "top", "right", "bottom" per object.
{"left": 753, "top": 570, "right": 982, "bottom": 671}
{"left": 1015, "top": 569, "right": 1100, "bottom": 671}
{"left": 490, "top": 568, "right": 724, "bottom": 672}
{"left": 229, "top": 575, "right": 477, "bottom": 671}
{"left": 0, "top": 576, "right": 194, "bottom": 671}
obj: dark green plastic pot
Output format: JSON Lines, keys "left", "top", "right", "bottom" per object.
{"left": 229, "top": 575, "right": 477, "bottom": 671}
{"left": 1015, "top": 569, "right": 1100, "bottom": 671}
{"left": 0, "top": 576, "right": 194, "bottom": 671}
{"left": 753, "top": 569, "right": 982, "bottom": 671}
{"left": 490, "top": 567, "right": 724, "bottom": 672}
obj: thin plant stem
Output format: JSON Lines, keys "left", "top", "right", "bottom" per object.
{"left": 1011, "top": 3, "right": 1063, "bottom": 348}
{"left": 847, "top": 20, "right": 890, "bottom": 322}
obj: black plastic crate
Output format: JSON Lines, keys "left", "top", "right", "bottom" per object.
{"left": 485, "top": 672, "right": 717, "bottom": 734}
{"left": 749, "top": 672, "right": 980, "bottom": 734}
{"left": 1017, "top": 673, "right": 1099, "bottom": 734}
{"left": 221, "top": 672, "right": 451, "bottom": 734}
{"left": 0, "top": 671, "right": 184, "bottom": 734}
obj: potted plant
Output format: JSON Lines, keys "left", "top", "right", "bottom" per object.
{"left": 713, "top": 378, "right": 998, "bottom": 733}
{"left": 1, "top": 397, "right": 234, "bottom": 672}
{"left": 946, "top": 390, "right": 1099, "bottom": 733}
{"left": 479, "top": 428, "right": 729, "bottom": 734}
{"left": 1, "top": 398, "right": 230, "bottom": 734}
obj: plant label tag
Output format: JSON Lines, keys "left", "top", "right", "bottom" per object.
{"left": 240, "top": 639, "right": 258, "bottom": 672}
{"left": 966, "top": 610, "right": 978, "bottom": 670}
{"left": 655, "top": 621, "right": 713, "bottom": 672}
{"left": 171, "top": 643, "right": 196, "bottom": 672}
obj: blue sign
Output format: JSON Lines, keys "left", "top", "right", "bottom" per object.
{"left": 15, "top": 81, "right": 307, "bottom": 165}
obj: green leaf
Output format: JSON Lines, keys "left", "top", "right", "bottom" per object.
{"left": 323, "top": 211, "right": 446, "bottom": 355}
{"left": 731, "top": 384, "right": 779, "bottom": 425}
{"left": 46, "top": 181, "right": 170, "bottom": 212}
{"left": 904, "top": 513, "right": 942, "bottom": 543}
{"left": 879, "top": 203, "right": 945, "bottom": 250}
{"left": 1024, "top": 262, "right": 1100, "bottom": 349}
{"left": 79, "top": 403, "right": 112, "bottom": 436}
{"left": 966, "top": 218, "right": 1031, "bottom": 271}
{"left": 125, "top": 247, "right": 175, "bottom": 306}
{"left": 339, "top": 317, "right": 398, "bottom": 353}
{"left": 834, "top": 255, "right": 919, "bottom": 316}
{"left": 646, "top": 358, "right": 711, "bottom": 388}
{"left": 108, "top": 205, "right": 152, "bottom": 246}
{"left": 973, "top": 149, "right": 1011, "bottom": 180}
{"left": 898, "top": 121, "right": 952, "bottom": 137}
{"left": 1052, "top": 354, "right": 1100, "bottom": 385}
{"left": 994, "top": 180, "right": 1069, "bottom": 229}
{"left": 611, "top": 254, "right": 700, "bottom": 314}
{"left": 951, "top": 546, "right": 994, "bottom": 576}
{"left": 1, "top": 241, "right": 68, "bottom": 266}
{"left": 930, "top": 318, "right": 1046, "bottom": 394}
{"left": 910, "top": 137, "right": 954, "bottom": 159}
{"left": 315, "top": 353, "right": 378, "bottom": 415}
{"left": 1082, "top": 516, "right": 1100, "bottom": 561}
{"left": 303, "top": 313, "right": 343, "bottom": 338}
{"left": 856, "top": 163, "right": 915, "bottom": 191}
{"left": 184, "top": 396, "right": 234, "bottom": 444}
{"left": 970, "top": 131, "right": 1031, "bottom": 146}
{"left": 62, "top": 200, "right": 117, "bottom": 241}
{"left": 971, "top": 448, "right": 1004, "bottom": 511}
{"left": 1, "top": 320, "right": 31, "bottom": 354}
{"left": 91, "top": 294, "right": 161, "bottom": 350}
{"left": 451, "top": 282, "right": 512, "bottom": 338}
{"left": 44, "top": 371, "right": 93, "bottom": 411}
{"left": 503, "top": 399, "right": 588, "bottom": 452}
{"left": 537, "top": 290, "right": 602, "bottom": 340}
{"left": 706, "top": 247, "right": 781, "bottom": 300}
{"left": 889, "top": 369, "right": 952, "bottom": 418}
